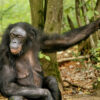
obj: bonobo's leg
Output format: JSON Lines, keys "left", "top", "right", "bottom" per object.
{"left": 43, "top": 76, "right": 62, "bottom": 100}
{"left": 2, "top": 83, "right": 53, "bottom": 100}
{"left": 1, "top": 65, "right": 53, "bottom": 100}
{"left": 8, "top": 96, "right": 23, "bottom": 100}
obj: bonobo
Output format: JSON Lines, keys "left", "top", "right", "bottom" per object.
{"left": 0, "top": 18, "right": 100, "bottom": 100}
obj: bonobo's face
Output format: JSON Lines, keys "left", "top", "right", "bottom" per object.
{"left": 10, "top": 27, "right": 27, "bottom": 55}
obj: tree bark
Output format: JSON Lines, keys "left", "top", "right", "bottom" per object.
{"left": 95, "top": 0, "right": 100, "bottom": 40}
{"left": 82, "top": 0, "right": 95, "bottom": 48}
{"left": 75, "top": 0, "right": 82, "bottom": 27}
{"left": 41, "top": 0, "right": 63, "bottom": 80}
{"left": 29, "top": 0, "right": 44, "bottom": 29}
{"left": 29, "top": 0, "right": 63, "bottom": 81}
{"left": 77, "top": 0, "right": 95, "bottom": 53}
{"left": 44, "top": 0, "right": 63, "bottom": 33}
{"left": 95, "top": 0, "right": 100, "bottom": 15}
{"left": 67, "top": 15, "right": 74, "bottom": 30}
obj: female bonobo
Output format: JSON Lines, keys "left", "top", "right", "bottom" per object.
{"left": 0, "top": 18, "right": 100, "bottom": 100}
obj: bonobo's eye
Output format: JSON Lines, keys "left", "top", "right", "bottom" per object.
{"left": 31, "top": 29, "right": 37, "bottom": 38}
{"left": 17, "top": 35, "right": 23, "bottom": 38}
{"left": 10, "top": 33, "right": 15, "bottom": 38}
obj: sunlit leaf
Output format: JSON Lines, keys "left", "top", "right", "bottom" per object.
{"left": 94, "top": 11, "right": 99, "bottom": 16}
{"left": 98, "top": 77, "right": 100, "bottom": 82}
{"left": 45, "top": 56, "right": 51, "bottom": 61}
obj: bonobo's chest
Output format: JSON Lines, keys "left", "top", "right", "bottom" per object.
{"left": 15, "top": 50, "right": 43, "bottom": 87}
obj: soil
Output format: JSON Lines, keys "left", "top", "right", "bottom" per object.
{"left": 57, "top": 46, "right": 100, "bottom": 100}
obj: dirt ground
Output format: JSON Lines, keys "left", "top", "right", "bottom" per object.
{"left": 62, "top": 84, "right": 100, "bottom": 100}
{"left": 57, "top": 46, "right": 100, "bottom": 100}
{"left": 63, "top": 88, "right": 100, "bottom": 100}
{"left": 63, "top": 96, "right": 100, "bottom": 100}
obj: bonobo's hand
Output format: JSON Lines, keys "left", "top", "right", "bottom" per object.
{"left": 44, "top": 89, "right": 53, "bottom": 100}
{"left": 95, "top": 18, "right": 100, "bottom": 29}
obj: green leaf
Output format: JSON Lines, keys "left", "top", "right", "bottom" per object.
{"left": 96, "top": 63, "right": 100, "bottom": 68}
{"left": 95, "top": 47, "right": 100, "bottom": 51}
{"left": 45, "top": 56, "right": 51, "bottom": 61}
{"left": 86, "top": 10, "right": 94, "bottom": 19}
{"left": 98, "top": 77, "right": 100, "bottom": 82}
{"left": 39, "top": 53, "right": 44, "bottom": 58}
{"left": 97, "top": 57, "right": 100, "bottom": 61}
{"left": 94, "top": 11, "right": 99, "bottom": 16}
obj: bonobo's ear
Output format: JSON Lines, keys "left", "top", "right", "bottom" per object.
{"left": 31, "top": 29, "right": 37, "bottom": 37}
{"left": 30, "top": 28, "right": 38, "bottom": 39}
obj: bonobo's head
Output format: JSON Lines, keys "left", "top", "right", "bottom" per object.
{"left": 9, "top": 26, "right": 27, "bottom": 55}
{"left": 9, "top": 23, "right": 37, "bottom": 55}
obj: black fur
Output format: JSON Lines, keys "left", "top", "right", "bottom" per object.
{"left": 0, "top": 18, "right": 100, "bottom": 100}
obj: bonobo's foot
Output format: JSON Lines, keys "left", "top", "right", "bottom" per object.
{"left": 44, "top": 76, "right": 62, "bottom": 100}
{"left": 44, "top": 89, "right": 53, "bottom": 100}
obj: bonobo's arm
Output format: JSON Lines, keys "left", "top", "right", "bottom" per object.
{"left": 2, "top": 83, "right": 53, "bottom": 99}
{"left": 1, "top": 65, "right": 53, "bottom": 100}
{"left": 40, "top": 18, "right": 100, "bottom": 52}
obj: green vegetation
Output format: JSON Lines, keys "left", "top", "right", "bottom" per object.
{"left": 63, "top": 0, "right": 97, "bottom": 32}
{"left": 0, "top": 0, "right": 31, "bottom": 33}
{"left": 91, "top": 40, "right": 100, "bottom": 69}
{"left": 0, "top": 0, "right": 98, "bottom": 33}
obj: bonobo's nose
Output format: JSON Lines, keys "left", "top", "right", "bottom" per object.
{"left": 10, "top": 42, "right": 19, "bottom": 49}
{"left": 13, "top": 41, "right": 17, "bottom": 43}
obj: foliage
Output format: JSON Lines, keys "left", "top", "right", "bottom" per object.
{"left": 0, "top": 0, "right": 31, "bottom": 33}
{"left": 62, "top": 0, "right": 76, "bottom": 32}
{"left": 63, "top": 0, "right": 97, "bottom": 32}
{"left": 0, "top": 0, "right": 98, "bottom": 33}
{"left": 39, "top": 52, "right": 51, "bottom": 61}
{"left": 90, "top": 40, "right": 100, "bottom": 82}
{"left": 91, "top": 40, "right": 100, "bottom": 69}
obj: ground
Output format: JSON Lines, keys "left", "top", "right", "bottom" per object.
{"left": 57, "top": 46, "right": 100, "bottom": 100}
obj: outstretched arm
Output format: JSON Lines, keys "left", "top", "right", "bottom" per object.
{"left": 40, "top": 18, "right": 100, "bottom": 52}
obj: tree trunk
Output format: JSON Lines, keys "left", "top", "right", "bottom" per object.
{"left": 67, "top": 15, "right": 75, "bottom": 30}
{"left": 44, "top": 0, "right": 63, "bottom": 33}
{"left": 29, "top": 0, "right": 44, "bottom": 29}
{"left": 41, "top": 0, "right": 63, "bottom": 81}
{"left": 95, "top": 0, "right": 100, "bottom": 40}
{"left": 82, "top": 0, "right": 95, "bottom": 48}
{"left": 75, "top": 0, "right": 82, "bottom": 27}
{"left": 78, "top": 0, "right": 100, "bottom": 53}
{"left": 96, "top": 0, "right": 100, "bottom": 15}
{"left": 77, "top": 0, "right": 94, "bottom": 53}
{"left": 29, "top": 0, "right": 63, "bottom": 81}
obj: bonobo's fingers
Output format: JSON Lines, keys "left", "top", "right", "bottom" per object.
{"left": 43, "top": 76, "right": 61, "bottom": 100}
{"left": 94, "top": 18, "right": 100, "bottom": 29}
{"left": 44, "top": 89, "right": 53, "bottom": 100}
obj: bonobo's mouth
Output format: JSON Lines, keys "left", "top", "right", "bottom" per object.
{"left": 10, "top": 47, "right": 22, "bottom": 55}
